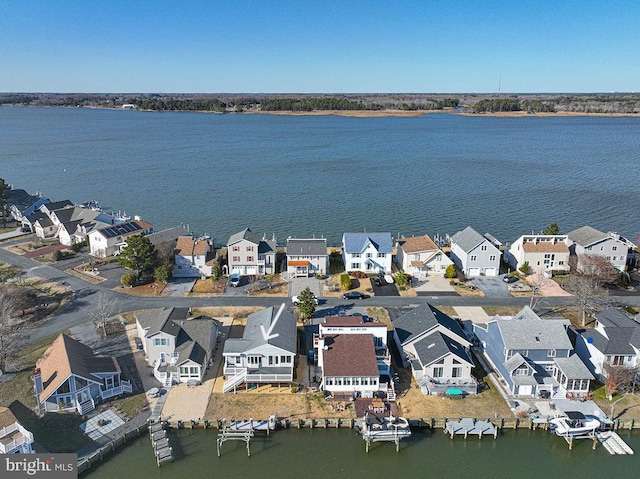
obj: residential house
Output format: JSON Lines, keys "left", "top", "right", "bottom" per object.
{"left": 314, "top": 315, "right": 391, "bottom": 398}
{"left": 342, "top": 232, "right": 393, "bottom": 274}
{"left": 473, "top": 307, "right": 593, "bottom": 398}
{"left": 52, "top": 207, "right": 117, "bottom": 246}
{"left": 0, "top": 406, "right": 34, "bottom": 454}
{"left": 393, "top": 303, "right": 477, "bottom": 395}
{"left": 396, "top": 234, "right": 453, "bottom": 278}
{"left": 146, "top": 226, "right": 190, "bottom": 249}
{"left": 173, "top": 236, "right": 215, "bottom": 278}
{"left": 574, "top": 307, "right": 640, "bottom": 380}
{"left": 226, "top": 228, "right": 277, "bottom": 276}
{"left": 567, "top": 225, "right": 636, "bottom": 271}
{"left": 286, "top": 238, "right": 328, "bottom": 277}
{"left": 222, "top": 306, "right": 296, "bottom": 393}
{"left": 37, "top": 200, "right": 74, "bottom": 218}
{"left": 135, "top": 308, "right": 219, "bottom": 386}
{"left": 8, "top": 192, "right": 49, "bottom": 222}
{"left": 32, "top": 334, "right": 132, "bottom": 414}
{"left": 88, "top": 219, "right": 154, "bottom": 258}
{"left": 450, "top": 226, "right": 501, "bottom": 277}
{"left": 505, "top": 234, "right": 570, "bottom": 274}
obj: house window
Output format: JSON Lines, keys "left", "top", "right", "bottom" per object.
{"left": 612, "top": 246, "right": 618, "bottom": 251}
{"left": 247, "top": 256, "right": 254, "bottom": 262}
{"left": 611, "top": 355, "right": 625, "bottom": 366}
{"left": 232, "top": 246, "right": 239, "bottom": 252}
{"left": 232, "top": 256, "right": 240, "bottom": 262}
{"left": 544, "top": 364, "right": 555, "bottom": 373}
{"left": 489, "top": 255, "right": 496, "bottom": 261}
{"left": 435, "top": 253, "right": 442, "bottom": 260}
{"left": 470, "top": 255, "right": 477, "bottom": 261}
{"left": 352, "top": 253, "right": 361, "bottom": 258}
{"left": 366, "top": 253, "right": 372, "bottom": 258}
{"left": 248, "top": 356, "right": 260, "bottom": 365}
{"left": 378, "top": 253, "right": 386, "bottom": 258}
{"left": 153, "top": 338, "right": 169, "bottom": 346}
{"left": 548, "top": 349, "right": 556, "bottom": 358}
{"left": 246, "top": 246, "right": 253, "bottom": 251}
{"left": 351, "top": 263, "right": 360, "bottom": 269}
{"left": 515, "top": 366, "right": 529, "bottom": 376}
{"left": 481, "top": 245, "right": 487, "bottom": 251}
{"left": 505, "top": 349, "right": 512, "bottom": 359}
{"left": 452, "top": 367, "right": 462, "bottom": 378}
{"left": 432, "top": 367, "right": 443, "bottom": 378}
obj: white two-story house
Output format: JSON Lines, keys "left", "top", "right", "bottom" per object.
{"left": 567, "top": 225, "right": 637, "bottom": 272}
{"left": 342, "top": 232, "right": 393, "bottom": 274}
{"left": 450, "top": 226, "right": 501, "bottom": 277}
{"left": 314, "top": 315, "right": 392, "bottom": 399}
{"left": 173, "top": 236, "right": 215, "bottom": 278}
{"left": 505, "top": 234, "right": 570, "bottom": 274}
{"left": 396, "top": 234, "right": 453, "bottom": 277}
{"left": 286, "top": 238, "right": 328, "bottom": 277}
{"left": 88, "top": 219, "right": 154, "bottom": 258}
{"left": 226, "top": 228, "right": 277, "bottom": 276}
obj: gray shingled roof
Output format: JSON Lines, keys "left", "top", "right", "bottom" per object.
{"left": 145, "top": 227, "right": 190, "bottom": 247}
{"left": 504, "top": 353, "right": 529, "bottom": 373}
{"left": 581, "top": 308, "right": 640, "bottom": 353}
{"left": 286, "top": 238, "right": 327, "bottom": 256}
{"left": 566, "top": 225, "right": 607, "bottom": 247}
{"left": 413, "top": 331, "right": 472, "bottom": 368}
{"left": 450, "top": 226, "right": 486, "bottom": 253}
{"left": 493, "top": 307, "right": 572, "bottom": 350}
{"left": 393, "top": 303, "right": 466, "bottom": 345}
{"left": 227, "top": 227, "right": 277, "bottom": 253}
{"left": 343, "top": 232, "right": 392, "bottom": 254}
{"left": 554, "top": 355, "right": 594, "bottom": 380}
{"left": 223, "top": 306, "right": 296, "bottom": 355}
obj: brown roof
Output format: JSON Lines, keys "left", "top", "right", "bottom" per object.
{"left": 397, "top": 235, "right": 438, "bottom": 253}
{"left": 175, "top": 236, "right": 208, "bottom": 256}
{"left": 522, "top": 242, "right": 569, "bottom": 253}
{"left": 0, "top": 406, "right": 19, "bottom": 430}
{"left": 322, "top": 316, "right": 386, "bottom": 328}
{"left": 322, "top": 335, "right": 379, "bottom": 377}
{"left": 288, "top": 260, "right": 309, "bottom": 267}
{"left": 36, "top": 334, "right": 120, "bottom": 403}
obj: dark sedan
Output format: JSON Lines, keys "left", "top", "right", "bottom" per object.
{"left": 342, "top": 291, "right": 371, "bottom": 300}
{"left": 503, "top": 275, "right": 518, "bottom": 283}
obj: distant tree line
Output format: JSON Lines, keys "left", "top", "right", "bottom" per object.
{"left": 260, "top": 97, "right": 370, "bottom": 111}
{"left": 135, "top": 97, "right": 227, "bottom": 112}
{"left": 471, "top": 98, "right": 555, "bottom": 113}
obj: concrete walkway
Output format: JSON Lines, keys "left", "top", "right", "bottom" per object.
{"left": 454, "top": 306, "right": 492, "bottom": 324}
{"left": 0, "top": 227, "right": 29, "bottom": 242}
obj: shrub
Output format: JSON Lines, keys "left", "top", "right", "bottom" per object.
{"left": 519, "top": 262, "right": 531, "bottom": 274}
{"left": 394, "top": 271, "right": 409, "bottom": 287}
{"left": 154, "top": 261, "right": 173, "bottom": 283}
{"left": 121, "top": 273, "right": 137, "bottom": 288}
{"left": 340, "top": 274, "right": 352, "bottom": 291}
{"left": 445, "top": 264, "right": 457, "bottom": 279}
{"left": 449, "top": 279, "right": 456, "bottom": 286}
{"left": 71, "top": 240, "right": 87, "bottom": 253}
{"left": 52, "top": 250, "right": 64, "bottom": 261}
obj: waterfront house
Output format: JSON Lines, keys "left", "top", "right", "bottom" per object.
{"left": 0, "top": 406, "right": 34, "bottom": 454}
{"left": 173, "top": 236, "right": 215, "bottom": 278}
{"left": 473, "top": 307, "right": 593, "bottom": 398}
{"left": 135, "top": 308, "right": 219, "bottom": 386}
{"left": 450, "top": 226, "right": 501, "bottom": 277}
{"left": 574, "top": 307, "right": 640, "bottom": 380}
{"left": 226, "top": 228, "right": 277, "bottom": 276}
{"left": 33, "top": 334, "right": 132, "bottom": 414}
{"left": 37, "top": 200, "right": 74, "bottom": 218}
{"left": 9, "top": 194, "right": 50, "bottom": 223}
{"left": 88, "top": 219, "right": 154, "bottom": 258}
{"left": 222, "top": 306, "right": 296, "bottom": 393}
{"left": 392, "top": 303, "right": 477, "bottom": 395}
{"left": 342, "top": 232, "right": 393, "bottom": 274}
{"left": 504, "top": 234, "right": 570, "bottom": 274}
{"left": 567, "top": 225, "right": 636, "bottom": 271}
{"left": 396, "top": 234, "right": 453, "bottom": 278}
{"left": 146, "top": 226, "right": 191, "bottom": 249}
{"left": 286, "top": 237, "right": 328, "bottom": 277}
{"left": 314, "top": 315, "right": 392, "bottom": 399}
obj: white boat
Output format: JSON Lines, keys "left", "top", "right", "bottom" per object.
{"left": 360, "top": 414, "right": 411, "bottom": 439}
{"left": 549, "top": 411, "right": 600, "bottom": 436}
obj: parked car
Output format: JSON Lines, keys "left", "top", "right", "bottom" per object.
{"left": 342, "top": 291, "right": 371, "bottom": 300}
{"left": 229, "top": 272, "right": 241, "bottom": 287}
{"left": 292, "top": 294, "right": 319, "bottom": 305}
{"left": 371, "top": 276, "right": 383, "bottom": 286}
{"left": 503, "top": 275, "right": 518, "bottom": 283}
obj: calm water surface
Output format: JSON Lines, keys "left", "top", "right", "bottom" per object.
{"left": 82, "top": 428, "right": 640, "bottom": 479}
{"left": 1, "top": 107, "right": 639, "bottom": 244}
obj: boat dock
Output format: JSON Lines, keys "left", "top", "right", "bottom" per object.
{"left": 445, "top": 418, "right": 498, "bottom": 439}
{"left": 597, "top": 431, "right": 634, "bottom": 455}
{"left": 216, "top": 416, "right": 276, "bottom": 457}
{"left": 358, "top": 414, "right": 412, "bottom": 452}
{"left": 149, "top": 420, "right": 174, "bottom": 466}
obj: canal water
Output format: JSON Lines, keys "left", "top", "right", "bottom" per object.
{"left": 82, "top": 427, "right": 640, "bottom": 478}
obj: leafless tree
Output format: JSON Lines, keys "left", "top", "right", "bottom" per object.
{"left": 603, "top": 363, "right": 637, "bottom": 399}
{"left": 0, "top": 290, "right": 29, "bottom": 374}
{"left": 155, "top": 240, "right": 175, "bottom": 263}
{"left": 564, "top": 274, "right": 611, "bottom": 327}
{"left": 90, "top": 292, "right": 118, "bottom": 337}
{"left": 528, "top": 272, "right": 549, "bottom": 310}
{"left": 573, "top": 254, "right": 619, "bottom": 287}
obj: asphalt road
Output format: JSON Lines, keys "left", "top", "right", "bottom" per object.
{"left": 2, "top": 244, "right": 640, "bottom": 344}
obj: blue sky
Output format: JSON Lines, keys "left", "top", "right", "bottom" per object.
{"left": 0, "top": 0, "right": 638, "bottom": 93}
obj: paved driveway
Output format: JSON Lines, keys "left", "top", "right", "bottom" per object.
{"left": 470, "top": 276, "right": 511, "bottom": 298}
{"left": 289, "top": 277, "right": 321, "bottom": 298}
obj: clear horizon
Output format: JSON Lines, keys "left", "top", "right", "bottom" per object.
{"left": 1, "top": 1, "right": 638, "bottom": 93}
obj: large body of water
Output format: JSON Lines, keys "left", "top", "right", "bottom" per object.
{"left": 82, "top": 427, "right": 640, "bottom": 479}
{"left": 2, "top": 107, "right": 639, "bottom": 245}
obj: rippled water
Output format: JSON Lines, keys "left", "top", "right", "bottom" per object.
{"left": 2, "top": 107, "right": 639, "bottom": 245}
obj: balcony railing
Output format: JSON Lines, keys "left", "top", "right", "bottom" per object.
{"left": 101, "top": 380, "right": 133, "bottom": 400}
{"left": 0, "top": 423, "right": 33, "bottom": 454}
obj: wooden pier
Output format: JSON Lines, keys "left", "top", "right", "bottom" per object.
{"left": 597, "top": 431, "right": 634, "bottom": 455}
{"left": 216, "top": 417, "right": 276, "bottom": 457}
{"left": 149, "top": 420, "right": 174, "bottom": 466}
{"left": 445, "top": 418, "right": 498, "bottom": 439}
